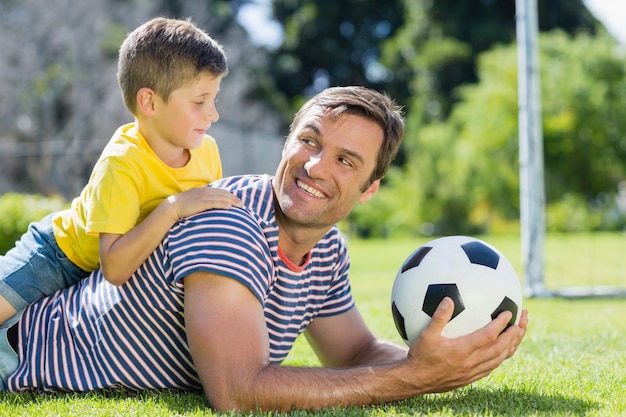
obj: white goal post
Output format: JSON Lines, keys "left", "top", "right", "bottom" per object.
{"left": 516, "top": 0, "right": 548, "bottom": 298}
{"left": 515, "top": 0, "right": 626, "bottom": 298}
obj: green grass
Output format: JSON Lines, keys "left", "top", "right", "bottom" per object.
{"left": 1, "top": 234, "right": 626, "bottom": 416}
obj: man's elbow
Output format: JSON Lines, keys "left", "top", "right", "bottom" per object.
{"left": 204, "top": 388, "right": 256, "bottom": 413}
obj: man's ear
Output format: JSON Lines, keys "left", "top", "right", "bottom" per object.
{"left": 136, "top": 87, "right": 157, "bottom": 117}
{"left": 359, "top": 178, "right": 380, "bottom": 203}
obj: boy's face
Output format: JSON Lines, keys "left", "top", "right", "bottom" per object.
{"left": 149, "top": 72, "right": 223, "bottom": 151}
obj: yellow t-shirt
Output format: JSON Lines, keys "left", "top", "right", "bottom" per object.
{"left": 52, "top": 122, "right": 223, "bottom": 271}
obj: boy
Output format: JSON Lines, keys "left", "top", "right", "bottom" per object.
{"left": 0, "top": 17, "right": 241, "bottom": 324}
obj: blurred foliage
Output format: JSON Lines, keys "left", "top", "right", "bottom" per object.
{"left": 255, "top": 1, "right": 615, "bottom": 239}
{"left": 0, "top": 193, "right": 69, "bottom": 255}
{"left": 352, "top": 31, "right": 626, "bottom": 238}
{"left": 0, "top": 0, "right": 254, "bottom": 198}
{"left": 252, "top": 0, "right": 405, "bottom": 125}
{"left": 2, "top": 0, "right": 622, "bottom": 240}
{"left": 256, "top": 0, "right": 599, "bottom": 128}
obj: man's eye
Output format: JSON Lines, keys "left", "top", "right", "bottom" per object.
{"left": 339, "top": 157, "right": 353, "bottom": 167}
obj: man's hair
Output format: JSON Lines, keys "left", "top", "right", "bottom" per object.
{"left": 117, "top": 17, "right": 228, "bottom": 115}
{"left": 290, "top": 86, "right": 405, "bottom": 184}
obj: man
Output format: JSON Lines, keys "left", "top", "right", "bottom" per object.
{"left": 0, "top": 86, "right": 528, "bottom": 412}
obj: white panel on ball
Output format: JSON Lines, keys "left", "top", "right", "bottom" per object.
{"left": 391, "top": 236, "right": 523, "bottom": 345}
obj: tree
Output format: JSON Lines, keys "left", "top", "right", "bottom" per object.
{"left": 256, "top": 0, "right": 601, "bottom": 129}
{"left": 0, "top": 0, "right": 279, "bottom": 198}
{"left": 380, "top": 0, "right": 600, "bottom": 126}
{"left": 0, "top": 0, "right": 186, "bottom": 196}
{"left": 252, "top": 0, "right": 405, "bottom": 125}
{"left": 395, "top": 31, "right": 626, "bottom": 235}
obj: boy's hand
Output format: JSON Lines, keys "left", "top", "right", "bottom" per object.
{"left": 167, "top": 187, "right": 242, "bottom": 220}
{"left": 100, "top": 187, "right": 240, "bottom": 286}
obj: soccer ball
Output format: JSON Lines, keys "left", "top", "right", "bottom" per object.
{"left": 391, "top": 235, "right": 522, "bottom": 345}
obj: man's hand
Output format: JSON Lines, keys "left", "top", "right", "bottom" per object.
{"left": 404, "top": 297, "right": 528, "bottom": 394}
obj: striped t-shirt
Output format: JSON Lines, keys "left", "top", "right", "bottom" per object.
{"left": 7, "top": 174, "right": 354, "bottom": 392}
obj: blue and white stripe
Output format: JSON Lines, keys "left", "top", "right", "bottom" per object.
{"left": 8, "top": 175, "right": 354, "bottom": 392}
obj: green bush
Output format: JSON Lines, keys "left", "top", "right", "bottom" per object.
{"left": 545, "top": 191, "right": 626, "bottom": 233}
{"left": 0, "top": 193, "right": 69, "bottom": 255}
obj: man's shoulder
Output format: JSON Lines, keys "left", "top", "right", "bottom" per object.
{"left": 167, "top": 175, "right": 276, "bottom": 262}
{"left": 212, "top": 175, "right": 274, "bottom": 215}
{"left": 211, "top": 174, "right": 271, "bottom": 191}
{"left": 166, "top": 203, "right": 275, "bottom": 276}
{"left": 315, "top": 226, "right": 349, "bottom": 259}
{"left": 171, "top": 175, "right": 275, "bottom": 241}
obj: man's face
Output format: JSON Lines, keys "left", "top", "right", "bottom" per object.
{"left": 273, "top": 108, "right": 383, "bottom": 231}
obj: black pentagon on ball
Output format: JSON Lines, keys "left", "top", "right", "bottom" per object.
{"left": 461, "top": 241, "right": 500, "bottom": 270}
{"left": 490, "top": 296, "right": 519, "bottom": 330}
{"left": 391, "top": 301, "right": 408, "bottom": 341}
{"left": 401, "top": 246, "right": 433, "bottom": 273}
{"left": 422, "top": 283, "right": 465, "bottom": 320}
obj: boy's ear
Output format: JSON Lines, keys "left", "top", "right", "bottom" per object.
{"left": 136, "top": 87, "right": 156, "bottom": 117}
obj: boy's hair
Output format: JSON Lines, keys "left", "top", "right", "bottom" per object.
{"left": 290, "top": 86, "right": 405, "bottom": 185}
{"left": 117, "top": 17, "right": 228, "bottom": 115}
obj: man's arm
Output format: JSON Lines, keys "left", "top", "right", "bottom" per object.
{"left": 184, "top": 270, "right": 528, "bottom": 412}
{"left": 303, "top": 307, "right": 408, "bottom": 367}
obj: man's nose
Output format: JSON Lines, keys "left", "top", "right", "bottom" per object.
{"left": 304, "top": 154, "right": 329, "bottom": 177}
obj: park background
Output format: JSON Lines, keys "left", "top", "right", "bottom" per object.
{"left": 1, "top": 1, "right": 626, "bottom": 415}
{"left": 3, "top": 0, "right": 626, "bottom": 291}
{"left": 3, "top": 0, "right": 626, "bottom": 239}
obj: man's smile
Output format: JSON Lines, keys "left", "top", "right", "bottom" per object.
{"left": 296, "top": 179, "right": 326, "bottom": 199}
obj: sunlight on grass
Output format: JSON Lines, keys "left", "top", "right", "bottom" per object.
{"left": 1, "top": 234, "right": 626, "bottom": 416}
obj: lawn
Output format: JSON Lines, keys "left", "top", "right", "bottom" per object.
{"left": 1, "top": 234, "right": 625, "bottom": 416}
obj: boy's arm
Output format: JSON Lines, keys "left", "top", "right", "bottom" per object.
{"left": 99, "top": 187, "right": 241, "bottom": 285}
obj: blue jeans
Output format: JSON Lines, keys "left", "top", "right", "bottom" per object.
{"left": 0, "top": 212, "right": 89, "bottom": 311}
{"left": 0, "top": 312, "right": 21, "bottom": 391}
